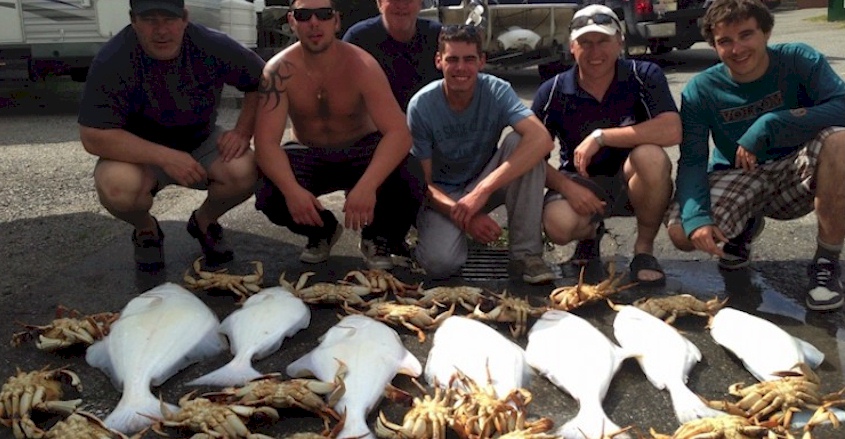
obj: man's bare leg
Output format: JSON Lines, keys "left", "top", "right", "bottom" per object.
{"left": 625, "top": 145, "right": 672, "bottom": 282}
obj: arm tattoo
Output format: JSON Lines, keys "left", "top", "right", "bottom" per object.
{"left": 257, "top": 61, "right": 294, "bottom": 111}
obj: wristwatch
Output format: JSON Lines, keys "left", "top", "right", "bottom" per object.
{"left": 590, "top": 129, "right": 605, "bottom": 147}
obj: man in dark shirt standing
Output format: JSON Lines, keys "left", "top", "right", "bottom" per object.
{"left": 78, "top": 0, "right": 265, "bottom": 271}
{"left": 342, "top": 0, "right": 441, "bottom": 258}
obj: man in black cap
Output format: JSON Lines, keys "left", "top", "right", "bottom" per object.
{"left": 78, "top": 0, "right": 266, "bottom": 271}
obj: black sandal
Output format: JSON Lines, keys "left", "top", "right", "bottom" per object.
{"left": 629, "top": 253, "right": 666, "bottom": 288}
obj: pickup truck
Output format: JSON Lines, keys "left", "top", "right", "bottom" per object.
{"left": 419, "top": 0, "right": 707, "bottom": 79}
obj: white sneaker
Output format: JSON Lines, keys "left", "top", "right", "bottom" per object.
{"left": 360, "top": 238, "right": 393, "bottom": 270}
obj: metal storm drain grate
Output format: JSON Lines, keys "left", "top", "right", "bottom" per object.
{"left": 461, "top": 246, "right": 511, "bottom": 280}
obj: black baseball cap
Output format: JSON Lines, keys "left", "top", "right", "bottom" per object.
{"left": 130, "top": 0, "right": 185, "bottom": 16}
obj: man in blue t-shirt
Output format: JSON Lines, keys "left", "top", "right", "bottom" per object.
{"left": 532, "top": 5, "right": 680, "bottom": 287}
{"left": 78, "top": 0, "right": 265, "bottom": 271}
{"left": 665, "top": 0, "right": 845, "bottom": 310}
{"left": 407, "top": 25, "right": 555, "bottom": 284}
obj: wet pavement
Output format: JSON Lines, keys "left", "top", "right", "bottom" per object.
{"left": 1, "top": 7, "right": 845, "bottom": 439}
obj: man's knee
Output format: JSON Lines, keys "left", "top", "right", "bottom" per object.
{"left": 418, "top": 255, "right": 465, "bottom": 279}
{"left": 820, "top": 129, "right": 845, "bottom": 161}
{"left": 94, "top": 161, "right": 151, "bottom": 211}
{"left": 210, "top": 152, "right": 258, "bottom": 193}
{"left": 667, "top": 223, "right": 694, "bottom": 251}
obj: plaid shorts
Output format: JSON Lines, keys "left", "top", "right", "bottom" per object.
{"left": 666, "top": 127, "right": 844, "bottom": 239}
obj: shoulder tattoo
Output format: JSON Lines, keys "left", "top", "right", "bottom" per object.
{"left": 258, "top": 60, "right": 294, "bottom": 111}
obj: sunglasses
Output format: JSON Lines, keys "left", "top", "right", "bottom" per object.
{"left": 291, "top": 7, "right": 335, "bottom": 22}
{"left": 570, "top": 13, "right": 620, "bottom": 31}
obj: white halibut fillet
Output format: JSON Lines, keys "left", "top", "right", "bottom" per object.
{"left": 286, "top": 315, "right": 421, "bottom": 439}
{"left": 188, "top": 287, "right": 311, "bottom": 387}
{"left": 527, "top": 310, "right": 631, "bottom": 439}
{"left": 425, "top": 316, "right": 530, "bottom": 398}
{"left": 85, "top": 282, "right": 225, "bottom": 434}
{"left": 613, "top": 305, "right": 723, "bottom": 424}
{"left": 709, "top": 307, "right": 824, "bottom": 382}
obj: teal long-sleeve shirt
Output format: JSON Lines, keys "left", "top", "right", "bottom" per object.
{"left": 676, "top": 43, "right": 845, "bottom": 237}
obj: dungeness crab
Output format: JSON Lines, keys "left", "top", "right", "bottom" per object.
{"left": 151, "top": 391, "right": 279, "bottom": 439}
{"left": 0, "top": 366, "right": 82, "bottom": 439}
{"left": 11, "top": 305, "right": 119, "bottom": 351}
{"left": 549, "top": 262, "right": 637, "bottom": 311}
{"left": 342, "top": 300, "right": 455, "bottom": 342}
{"left": 183, "top": 257, "right": 263, "bottom": 303}
{"left": 470, "top": 291, "right": 546, "bottom": 338}
{"left": 632, "top": 294, "right": 727, "bottom": 325}
{"left": 280, "top": 272, "right": 377, "bottom": 306}
{"left": 376, "top": 379, "right": 455, "bottom": 439}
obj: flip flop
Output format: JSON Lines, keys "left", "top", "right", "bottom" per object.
{"left": 629, "top": 253, "right": 666, "bottom": 288}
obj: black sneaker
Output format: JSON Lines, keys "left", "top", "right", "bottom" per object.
{"left": 806, "top": 258, "right": 844, "bottom": 311}
{"left": 186, "top": 211, "right": 233, "bottom": 265}
{"left": 719, "top": 216, "right": 766, "bottom": 270}
{"left": 300, "top": 223, "right": 343, "bottom": 264}
{"left": 133, "top": 217, "right": 164, "bottom": 272}
{"left": 570, "top": 221, "right": 605, "bottom": 264}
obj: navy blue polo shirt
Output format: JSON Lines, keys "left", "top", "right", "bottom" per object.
{"left": 531, "top": 58, "right": 677, "bottom": 176}
{"left": 343, "top": 16, "right": 442, "bottom": 111}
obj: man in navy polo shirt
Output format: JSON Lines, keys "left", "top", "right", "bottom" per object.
{"left": 79, "top": 0, "right": 265, "bottom": 271}
{"left": 531, "top": 5, "right": 680, "bottom": 286}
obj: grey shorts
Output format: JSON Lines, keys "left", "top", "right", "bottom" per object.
{"left": 543, "top": 169, "right": 634, "bottom": 221}
{"left": 152, "top": 126, "right": 223, "bottom": 193}
{"left": 665, "top": 126, "right": 844, "bottom": 238}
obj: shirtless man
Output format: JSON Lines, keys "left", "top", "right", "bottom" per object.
{"left": 253, "top": 0, "right": 424, "bottom": 270}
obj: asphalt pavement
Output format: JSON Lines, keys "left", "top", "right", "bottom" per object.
{"left": 1, "top": 7, "right": 845, "bottom": 439}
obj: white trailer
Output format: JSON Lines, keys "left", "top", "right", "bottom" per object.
{"left": 0, "top": 0, "right": 267, "bottom": 82}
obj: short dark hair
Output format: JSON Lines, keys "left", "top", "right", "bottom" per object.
{"left": 438, "top": 25, "right": 483, "bottom": 54}
{"left": 701, "top": 0, "right": 774, "bottom": 46}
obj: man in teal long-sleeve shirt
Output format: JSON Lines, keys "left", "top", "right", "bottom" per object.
{"left": 665, "top": 0, "right": 845, "bottom": 311}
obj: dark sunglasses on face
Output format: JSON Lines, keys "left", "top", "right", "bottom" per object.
{"left": 291, "top": 7, "right": 335, "bottom": 22}
{"left": 569, "top": 13, "right": 620, "bottom": 31}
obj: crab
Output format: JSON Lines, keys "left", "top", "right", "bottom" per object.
{"left": 11, "top": 305, "right": 119, "bottom": 351}
{"left": 33, "top": 410, "right": 145, "bottom": 439}
{"left": 549, "top": 262, "right": 637, "bottom": 311}
{"left": 707, "top": 363, "right": 844, "bottom": 428}
{"left": 151, "top": 391, "right": 279, "bottom": 439}
{"left": 215, "top": 372, "right": 344, "bottom": 430}
{"left": 343, "top": 269, "right": 420, "bottom": 296}
{"left": 470, "top": 290, "right": 547, "bottom": 338}
{"left": 631, "top": 294, "right": 727, "bottom": 325}
{"left": 280, "top": 272, "right": 377, "bottom": 306}
{"left": 400, "top": 285, "right": 489, "bottom": 311}
{"left": 376, "top": 379, "right": 455, "bottom": 439}
{"left": 448, "top": 369, "right": 542, "bottom": 439}
{"left": 649, "top": 415, "right": 785, "bottom": 439}
{"left": 342, "top": 300, "right": 455, "bottom": 342}
{"left": 492, "top": 412, "right": 558, "bottom": 439}
{"left": 0, "top": 366, "right": 82, "bottom": 439}
{"left": 183, "top": 257, "right": 264, "bottom": 303}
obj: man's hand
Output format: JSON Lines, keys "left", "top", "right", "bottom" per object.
{"left": 451, "top": 190, "right": 490, "bottom": 230}
{"left": 161, "top": 150, "right": 207, "bottom": 187}
{"left": 465, "top": 213, "right": 502, "bottom": 244}
{"left": 285, "top": 185, "right": 325, "bottom": 227}
{"left": 344, "top": 184, "right": 377, "bottom": 231}
{"left": 735, "top": 146, "right": 757, "bottom": 171}
{"left": 217, "top": 128, "right": 252, "bottom": 162}
{"left": 564, "top": 182, "right": 606, "bottom": 217}
{"left": 573, "top": 135, "right": 602, "bottom": 177}
{"left": 690, "top": 224, "right": 729, "bottom": 257}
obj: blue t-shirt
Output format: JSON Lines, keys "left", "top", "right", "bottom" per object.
{"left": 676, "top": 43, "right": 845, "bottom": 236}
{"left": 343, "top": 16, "right": 442, "bottom": 111}
{"left": 531, "top": 58, "right": 678, "bottom": 176}
{"left": 78, "top": 23, "right": 265, "bottom": 152}
{"left": 408, "top": 73, "right": 533, "bottom": 192}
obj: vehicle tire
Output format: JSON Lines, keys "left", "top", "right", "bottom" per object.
{"left": 649, "top": 41, "right": 672, "bottom": 55}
